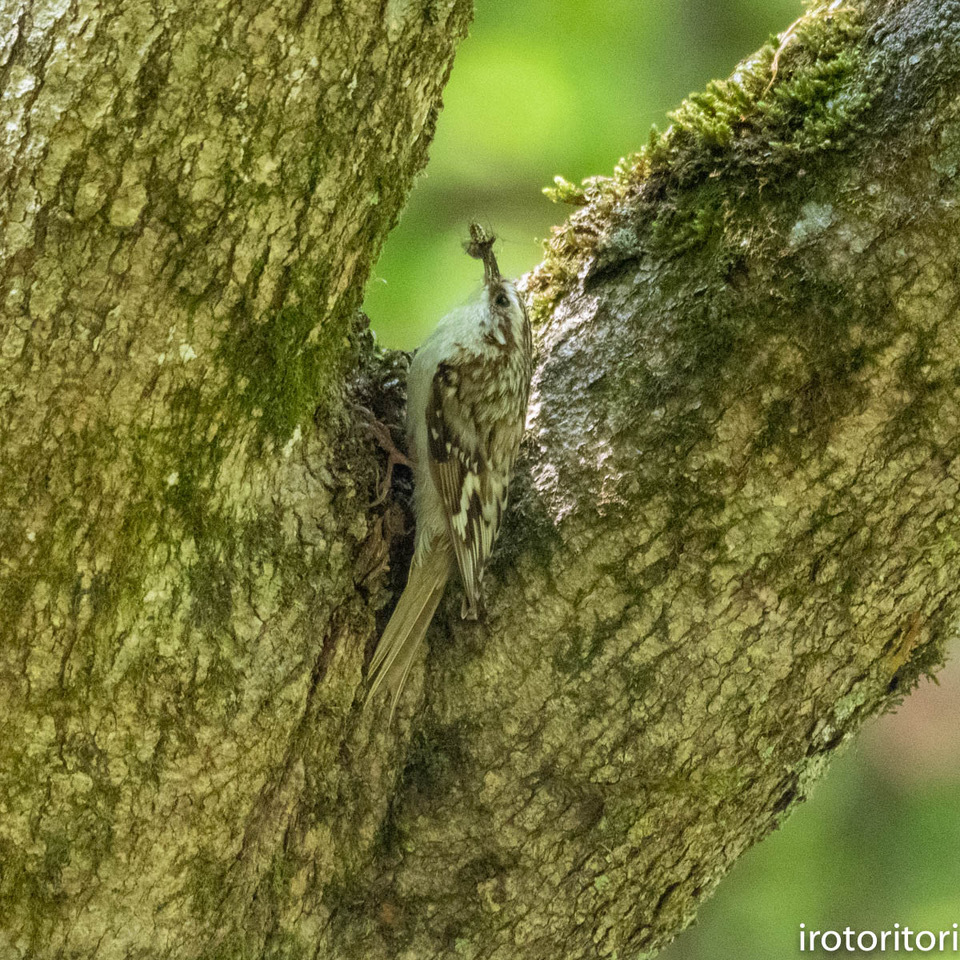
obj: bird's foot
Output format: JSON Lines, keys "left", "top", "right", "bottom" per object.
{"left": 351, "top": 403, "right": 415, "bottom": 506}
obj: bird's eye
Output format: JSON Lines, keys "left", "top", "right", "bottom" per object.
{"left": 494, "top": 291, "right": 510, "bottom": 308}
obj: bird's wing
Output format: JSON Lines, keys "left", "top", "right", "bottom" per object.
{"left": 426, "top": 361, "right": 509, "bottom": 616}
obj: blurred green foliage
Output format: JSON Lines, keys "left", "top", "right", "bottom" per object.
{"left": 364, "top": 4, "right": 960, "bottom": 958}
{"left": 666, "top": 709, "right": 960, "bottom": 960}
{"left": 364, "top": 0, "right": 803, "bottom": 348}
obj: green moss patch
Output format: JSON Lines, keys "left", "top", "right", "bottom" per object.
{"left": 218, "top": 269, "right": 351, "bottom": 448}
{"left": 537, "top": 2, "right": 875, "bottom": 305}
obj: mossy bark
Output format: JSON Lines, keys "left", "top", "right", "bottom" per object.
{"left": 0, "top": 0, "right": 471, "bottom": 955}
{"left": 1, "top": 0, "right": 958, "bottom": 958}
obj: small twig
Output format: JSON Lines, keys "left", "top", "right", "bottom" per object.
{"left": 763, "top": 14, "right": 804, "bottom": 96}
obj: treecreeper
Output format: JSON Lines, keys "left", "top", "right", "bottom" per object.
{"left": 366, "top": 225, "right": 535, "bottom": 718}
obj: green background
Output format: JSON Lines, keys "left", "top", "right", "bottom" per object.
{"left": 363, "top": 1, "right": 960, "bottom": 955}
{"left": 365, "top": 0, "right": 804, "bottom": 349}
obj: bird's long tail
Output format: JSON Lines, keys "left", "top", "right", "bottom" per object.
{"left": 366, "top": 543, "right": 452, "bottom": 718}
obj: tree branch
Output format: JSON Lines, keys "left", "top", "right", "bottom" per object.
{"left": 338, "top": 1, "right": 960, "bottom": 957}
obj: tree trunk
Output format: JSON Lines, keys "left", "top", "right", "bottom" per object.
{"left": 2, "top": 0, "right": 958, "bottom": 958}
{"left": 0, "top": 0, "right": 472, "bottom": 954}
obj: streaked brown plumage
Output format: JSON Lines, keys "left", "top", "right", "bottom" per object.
{"left": 366, "top": 225, "right": 533, "bottom": 717}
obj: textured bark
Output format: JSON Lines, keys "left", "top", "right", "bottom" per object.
{"left": 0, "top": 0, "right": 472, "bottom": 955}
{"left": 2, "top": 0, "right": 959, "bottom": 958}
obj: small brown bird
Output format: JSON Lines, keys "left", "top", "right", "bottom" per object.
{"left": 366, "top": 225, "right": 534, "bottom": 716}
